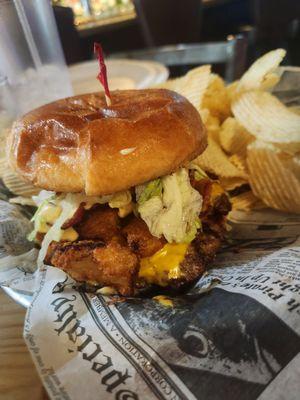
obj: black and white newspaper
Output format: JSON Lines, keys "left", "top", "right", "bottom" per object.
{"left": 0, "top": 195, "right": 299, "bottom": 400}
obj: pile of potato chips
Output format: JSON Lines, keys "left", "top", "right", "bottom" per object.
{"left": 158, "top": 49, "right": 300, "bottom": 214}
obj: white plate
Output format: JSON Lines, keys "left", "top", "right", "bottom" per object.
{"left": 69, "top": 59, "right": 169, "bottom": 95}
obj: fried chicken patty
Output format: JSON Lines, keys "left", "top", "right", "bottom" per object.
{"left": 45, "top": 178, "right": 231, "bottom": 296}
{"left": 44, "top": 179, "right": 231, "bottom": 295}
{"left": 75, "top": 206, "right": 120, "bottom": 241}
{"left": 45, "top": 238, "right": 139, "bottom": 296}
{"left": 45, "top": 229, "right": 222, "bottom": 294}
{"left": 122, "top": 218, "right": 166, "bottom": 258}
{"left": 160, "top": 233, "right": 222, "bottom": 289}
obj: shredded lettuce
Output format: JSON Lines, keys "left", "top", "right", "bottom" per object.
{"left": 32, "top": 190, "right": 55, "bottom": 207}
{"left": 28, "top": 197, "right": 60, "bottom": 241}
{"left": 189, "top": 163, "right": 208, "bottom": 181}
{"left": 137, "top": 168, "right": 202, "bottom": 243}
{"left": 183, "top": 217, "right": 202, "bottom": 243}
{"left": 108, "top": 190, "right": 132, "bottom": 208}
{"left": 37, "top": 194, "right": 84, "bottom": 268}
{"left": 136, "top": 179, "right": 162, "bottom": 206}
{"left": 27, "top": 229, "right": 37, "bottom": 242}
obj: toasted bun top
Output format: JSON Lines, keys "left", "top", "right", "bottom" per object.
{"left": 8, "top": 89, "right": 206, "bottom": 195}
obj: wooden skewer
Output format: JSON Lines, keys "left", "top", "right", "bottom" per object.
{"left": 105, "top": 94, "right": 112, "bottom": 107}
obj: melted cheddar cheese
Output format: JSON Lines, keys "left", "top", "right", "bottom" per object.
{"left": 153, "top": 295, "right": 174, "bottom": 307}
{"left": 36, "top": 203, "right": 61, "bottom": 233}
{"left": 139, "top": 243, "right": 188, "bottom": 286}
{"left": 211, "top": 182, "right": 225, "bottom": 202}
{"left": 60, "top": 228, "right": 79, "bottom": 241}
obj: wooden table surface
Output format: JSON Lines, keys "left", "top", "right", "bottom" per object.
{"left": 0, "top": 289, "right": 48, "bottom": 400}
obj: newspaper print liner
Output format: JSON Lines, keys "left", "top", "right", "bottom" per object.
{"left": 0, "top": 183, "right": 300, "bottom": 400}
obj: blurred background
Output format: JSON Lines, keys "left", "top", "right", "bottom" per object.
{"left": 0, "top": 0, "right": 299, "bottom": 121}
{"left": 51, "top": 0, "right": 300, "bottom": 67}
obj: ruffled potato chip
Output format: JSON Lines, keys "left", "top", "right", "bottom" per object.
{"left": 3, "top": 169, "right": 40, "bottom": 197}
{"left": 247, "top": 141, "right": 300, "bottom": 213}
{"left": 204, "top": 110, "right": 220, "bottom": 143}
{"left": 0, "top": 129, "right": 10, "bottom": 179}
{"left": 155, "top": 65, "right": 211, "bottom": 111}
{"left": 199, "top": 108, "right": 210, "bottom": 124}
{"left": 219, "top": 177, "right": 248, "bottom": 191}
{"left": 193, "top": 136, "right": 248, "bottom": 179}
{"left": 202, "top": 74, "right": 231, "bottom": 122}
{"left": 232, "top": 91, "right": 300, "bottom": 152}
{"left": 259, "top": 73, "right": 280, "bottom": 91}
{"left": 219, "top": 117, "right": 254, "bottom": 156}
{"left": 226, "top": 81, "right": 239, "bottom": 104}
{"left": 0, "top": 158, "right": 7, "bottom": 179}
{"left": 228, "top": 154, "right": 248, "bottom": 173}
{"left": 176, "top": 65, "right": 211, "bottom": 111}
{"left": 231, "top": 191, "right": 266, "bottom": 211}
{"left": 154, "top": 79, "right": 178, "bottom": 91}
{"left": 9, "top": 196, "right": 36, "bottom": 206}
{"left": 277, "top": 152, "right": 300, "bottom": 179}
{"left": 237, "top": 49, "right": 286, "bottom": 93}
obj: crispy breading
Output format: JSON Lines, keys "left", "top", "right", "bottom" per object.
{"left": 212, "top": 193, "right": 232, "bottom": 216}
{"left": 45, "top": 239, "right": 138, "bottom": 296}
{"left": 44, "top": 240, "right": 103, "bottom": 278}
{"left": 194, "top": 232, "right": 222, "bottom": 260}
{"left": 75, "top": 206, "right": 119, "bottom": 242}
{"left": 167, "top": 232, "right": 221, "bottom": 288}
{"left": 122, "top": 217, "right": 166, "bottom": 257}
{"left": 173, "top": 243, "right": 206, "bottom": 287}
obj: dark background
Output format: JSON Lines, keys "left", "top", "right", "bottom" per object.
{"left": 53, "top": 0, "right": 300, "bottom": 76}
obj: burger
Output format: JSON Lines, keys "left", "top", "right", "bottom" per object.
{"left": 8, "top": 89, "right": 231, "bottom": 296}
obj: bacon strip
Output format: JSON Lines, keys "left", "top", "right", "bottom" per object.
{"left": 61, "top": 202, "right": 86, "bottom": 230}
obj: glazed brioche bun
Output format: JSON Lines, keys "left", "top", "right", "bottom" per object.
{"left": 8, "top": 89, "right": 206, "bottom": 196}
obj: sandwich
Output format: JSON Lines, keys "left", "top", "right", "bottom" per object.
{"left": 8, "top": 89, "right": 231, "bottom": 296}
